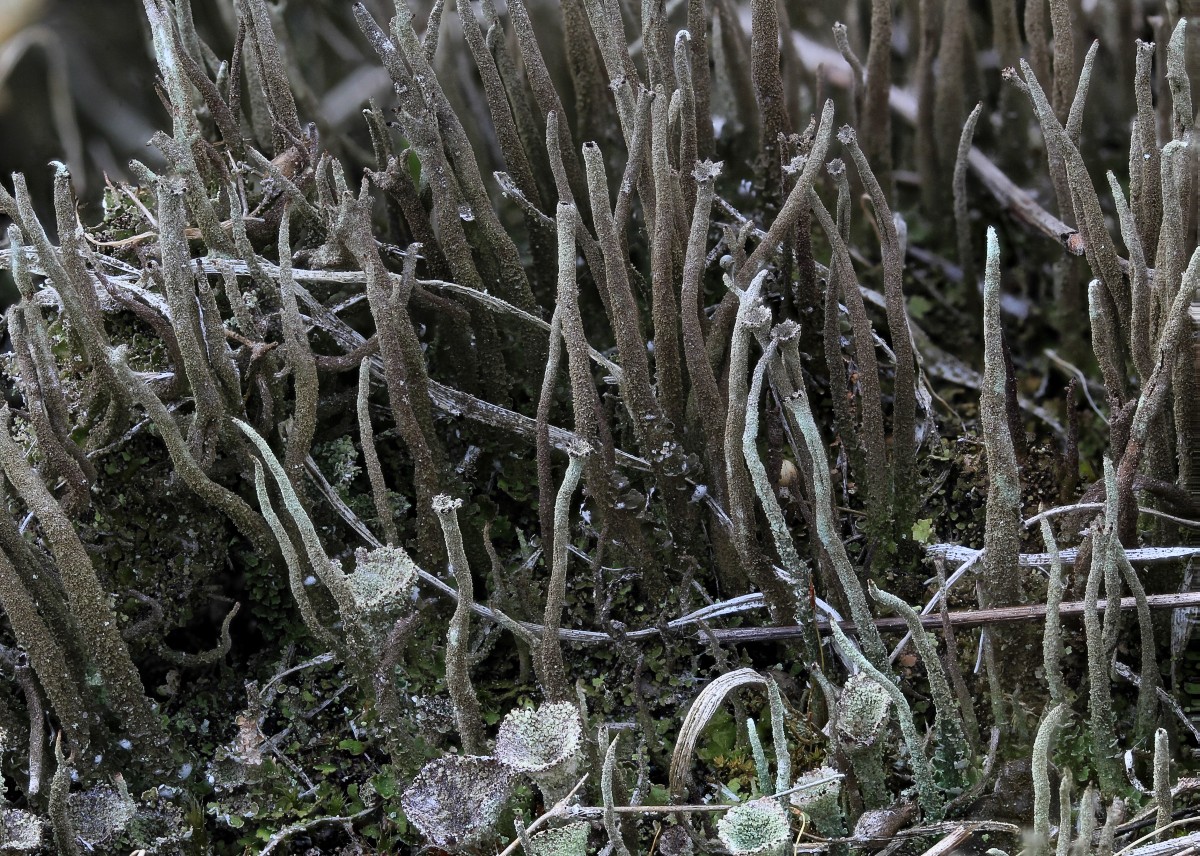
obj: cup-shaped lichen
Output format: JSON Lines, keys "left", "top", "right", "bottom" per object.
{"left": 835, "top": 673, "right": 892, "bottom": 748}
{"left": 657, "top": 825, "right": 694, "bottom": 856}
{"left": 717, "top": 798, "right": 792, "bottom": 856}
{"left": 343, "top": 544, "right": 418, "bottom": 653}
{"left": 790, "top": 767, "right": 844, "bottom": 838}
{"left": 400, "top": 755, "right": 515, "bottom": 849}
{"left": 495, "top": 702, "right": 583, "bottom": 803}
{"left": 527, "top": 821, "right": 590, "bottom": 856}
{"left": 0, "top": 808, "right": 44, "bottom": 851}
{"left": 835, "top": 673, "right": 893, "bottom": 809}
{"left": 67, "top": 781, "right": 136, "bottom": 851}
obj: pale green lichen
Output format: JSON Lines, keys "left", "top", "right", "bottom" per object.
{"left": 780, "top": 372, "right": 887, "bottom": 670}
{"left": 1073, "top": 784, "right": 1098, "bottom": 856}
{"left": 432, "top": 494, "right": 486, "bottom": 756}
{"left": 601, "top": 732, "right": 631, "bottom": 856}
{"left": 790, "top": 767, "right": 844, "bottom": 839}
{"left": 344, "top": 544, "right": 419, "bottom": 655}
{"left": 717, "top": 798, "right": 791, "bottom": 856}
{"left": 835, "top": 672, "right": 892, "bottom": 809}
{"left": 766, "top": 679, "right": 790, "bottom": 798}
{"left": 746, "top": 717, "right": 771, "bottom": 797}
{"left": 66, "top": 779, "right": 136, "bottom": 851}
{"left": 980, "top": 227, "right": 1022, "bottom": 607}
{"left": 1056, "top": 769, "right": 1074, "bottom": 856}
{"left": 495, "top": 702, "right": 583, "bottom": 805}
{"left": 869, "top": 581, "right": 968, "bottom": 792}
{"left": 0, "top": 807, "right": 44, "bottom": 851}
{"left": 526, "top": 821, "right": 590, "bottom": 856}
{"left": 1153, "top": 728, "right": 1172, "bottom": 840}
{"left": 1032, "top": 703, "right": 1068, "bottom": 856}
{"left": 1082, "top": 461, "right": 1120, "bottom": 793}
{"left": 537, "top": 442, "right": 589, "bottom": 701}
{"left": 1040, "top": 518, "right": 1068, "bottom": 708}
{"left": 829, "top": 621, "right": 942, "bottom": 820}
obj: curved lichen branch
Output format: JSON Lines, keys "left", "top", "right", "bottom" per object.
{"left": 49, "top": 735, "right": 80, "bottom": 856}
{"left": 839, "top": 124, "right": 919, "bottom": 537}
{"left": 1039, "top": 517, "right": 1067, "bottom": 708}
{"left": 160, "top": 602, "right": 241, "bottom": 667}
{"left": 780, "top": 374, "right": 887, "bottom": 670}
{"left": 1081, "top": 468, "right": 1120, "bottom": 794}
{"left": 1153, "top": 727, "right": 1172, "bottom": 840}
{"left": 828, "top": 620, "right": 943, "bottom": 821}
{"left": 1032, "top": 703, "right": 1068, "bottom": 856}
{"left": 868, "top": 581, "right": 968, "bottom": 789}
{"left": 743, "top": 341, "right": 819, "bottom": 663}
{"left": 0, "top": 530, "right": 90, "bottom": 757}
{"left": 432, "top": 494, "right": 487, "bottom": 755}
{"left": 537, "top": 441, "right": 590, "bottom": 701}
{"left": 601, "top": 732, "right": 632, "bottom": 856}
{"left": 357, "top": 358, "right": 400, "bottom": 546}
{"left": 250, "top": 459, "right": 336, "bottom": 648}
{"left": 106, "top": 350, "right": 274, "bottom": 554}
{"left": 0, "top": 406, "right": 166, "bottom": 750}
{"left": 234, "top": 418, "right": 354, "bottom": 610}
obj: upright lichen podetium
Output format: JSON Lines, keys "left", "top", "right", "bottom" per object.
{"left": 432, "top": 495, "right": 486, "bottom": 755}
{"left": 980, "top": 227, "right": 1022, "bottom": 608}
{"left": 537, "top": 441, "right": 589, "bottom": 702}
{"left": 0, "top": 407, "right": 167, "bottom": 752}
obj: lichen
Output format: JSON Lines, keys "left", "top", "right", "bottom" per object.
{"left": 496, "top": 702, "right": 583, "bottom": 804}
{"left": 526, "top": 821, "right": 590, "bottom": 856}
{"left": 400, "top": 755, "right": 514, "bottom": 849}
{"left": 717, "top": 798, "right": 792, "bottom": 856}
{"left": 790, "top": 767, "right": 844, "bottom": 838}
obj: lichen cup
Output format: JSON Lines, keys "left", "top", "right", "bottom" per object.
{"left": 835, "top": 673, "right": 892, "bottom": 809}
{"left": 790, "top": 766, "right": 844, "bottom": 838}
{"left": 400, "top": 755, "right": 514, "bottom": 849}
{"left": 494, "top": 702, "right": 583, "bottom": 804}
{"left": 716, "top": 798, "right": 792, "bottom": 856}
{"left": 343, "top": 545, "right": 418, "bottom": 652}
{"left": 0, "top": 808, "right": 44, "bottom": 851}
{"left": 526, "top": 820, "right": 590, "bottom": 856}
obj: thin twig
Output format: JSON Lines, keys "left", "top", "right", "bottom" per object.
{"left": 259, "top": 652, "right": 338, "bottom": 697}
{"left": 815, "top": 820, "right": 1023, "bottom": 847}
{"left": 1113, "top": 661, "right": 1200, "bottom": 746}
{"left": 929, "top": 544, "right": 1200, "bottom": 567}
{"left": 917, "top": 826, "right": 975, "bottom": 856}
{"left": 1028, "top": 504, "right": 1200, "bottom": 530}
{"left": 257, "top": 804, "right": 377, "bottom": 855}
{"left": 1116, "top": 823, "right": 1200, "bottom": 856}
{"left": 494, "top": 775, "right": 589, "bottom": 856}
{"left": 709, "top": 592, "right": 1200, "bottom": 643}
{"left": 564, "top": 775, "right": 844, "bottom": 818}
{"left": 889, "top": 549, "right": 985, "bottom": 662}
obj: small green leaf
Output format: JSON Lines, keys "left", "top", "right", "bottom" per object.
{"left": 912, "top": 518, "right": 935, "bottom": 544}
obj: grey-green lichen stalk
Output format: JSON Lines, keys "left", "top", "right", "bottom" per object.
{"left": 829, "top": 621, "right": 943, "bottom": 820}
{"left": 980, "top": 227, "right": 1022, "bottom": 608}
{"left": 433, "top": 495, "right": 486, "bottom": 756}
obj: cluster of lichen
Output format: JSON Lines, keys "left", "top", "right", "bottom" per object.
{"left": 0, "top": 0, "right": 1195, "bottom": 853}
